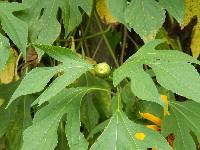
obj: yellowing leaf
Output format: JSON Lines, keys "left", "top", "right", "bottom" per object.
{"left": 146, "top": 125, "right": 160, "bottom": 131}
{"left": 0, "top": 98, "right": 5, "bottom": 106}
{"left": 140, "top": 112, "right": 161, "bottom": 126}
{"left": 134, "top": 132, "right": 145, "bottom": 140}
{"left": 0, "top": 48, "right": 18, "bottom": 84}
{"left": 161, "top": 95, "right": 169, "bottom": 116}
{"left": 183, "top": 0, "right": 200, "bottom": 58}
{"left": 96, "top": 0, "right": 117, "bottom": 24}
{"left": 161, "top": 95, "right": 169, "bottom": 108}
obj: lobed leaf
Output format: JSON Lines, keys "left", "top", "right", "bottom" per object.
{"left": 125, "top": 0, "right": 165, "bottom": 42}
{"left": 108, "top": 0, "right": 185, "bottom": 42}
{"left": 19, "top": 0, "right": 92, "bottom": 48}
{"left": 113, "top": 40, "right": 200, "bottom": 106}
{"left": 159, "top": 0, "right": 184, "bottom": 24}
{"left": 21, "top": 87, "right": 93, "bottom": 150}
{"left": 9, "top": 66, "right": 61, "bottom": 107}
{"left": 9, "top": 45, "right": 92, "bottom": 107}
{"left": 0, "top": 2, "right": 28, "bottom": 56}
{"left": 162, "top": 101, "right": 200, "bottom": 150}
{"left": 90, "top": 111, "right": 171, "bottom": 150}
{"left": 34, "top": 45, "right": 93, "bottom": 105}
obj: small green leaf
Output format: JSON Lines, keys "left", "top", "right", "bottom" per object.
{"left": 0, "top": 34, "right": 10, "bottom": 71}
{"left": 90, "top": 111, "right": 171, "bottom": 150}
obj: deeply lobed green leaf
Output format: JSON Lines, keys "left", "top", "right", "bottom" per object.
{"left": 113, "top": 40, "right": 200, "bottom": 106}
{"left": 162, "top": 101, "right": 200, "bottom": 150}
{"left": 90, "top": 111, "right": 171, "bottom": 150}
{"left": 21, "top": 87, "right": 95, "bottom": 150}
{"left": 0, "top": 2, "right": 28, "bottom": 56}
{"left": 9, "top": 45, "right": 93, "bottom": 107}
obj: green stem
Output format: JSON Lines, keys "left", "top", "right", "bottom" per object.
{"left": 76, "top": 0, "right": 95, "bottom": 51}
{"left": 120, "top": 27, "right": 127, "bottom": 65}
{"left": 77, "top": 26, "right": 111, "bottom": 41}
{"left": 95, "top": 12, "right": 119, "bottom": 67}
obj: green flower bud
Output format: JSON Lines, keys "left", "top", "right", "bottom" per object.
{"left": 94, "top": 62, "right": 111, "bottom": 78}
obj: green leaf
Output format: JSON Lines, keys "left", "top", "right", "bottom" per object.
{"left": 65, "top": 97, "right": 89, "bottom": 150}
{"left": 113, "top": 40, "right": 200, "bottom": 106}
{"left": 0, "top": 34, "right": 10, "bottom": 71}
{"left": 84, "top": 73, "right": 112, "bottom": 119}
{"left": 61, "top": 0, "right": 92, "bottom": 35}
{"left": 8, "top": 66, "right": 61, "bottom": 106}
{"left": 81, "top": 95, "right": 100, "bottom": 132}
{"left": 162, "top": 101, "right": 200, "bottom": 150}
{"left": 113, "top": 64, "right": 163, "bottom": 107}
{"left": 151, "top": 62, "right": 200, "bottom": 102}
{"left": 20, "top": 0, "right": 91, "bottom": 45}
{"left": 125, "top": 0, "right": 165, "bottom": 42}
{"left": 107, "top": 0, "right": 165, "bottom": 42}
{"left": 9, "top": 45, "right": 92, "bottom": 106}
{"left": 0, "top": 81, "right": 33, "bottom": 150}
{"left": 121, "top": 83, "right": 138, "bottom": 120}
{"left": 107, "top": 0, "right": 127, "bottom": 23}
{"left": 76, "top": 73, "right": 112, "bottom": 131}
{"left": 0, "top": 2, "right": 28, "bottom": 56}
{"left": 5, "top": 95, "right": 33, "bottom": 150}
{"left": 0, "top": 108, "right": 10, "bottom": 137}
{"left": 87, "top": 119, "right": 109, "bottom": 140}
{"left": 34, "top": 45, "right": 93, "bottom": 105}
{"left": 159, "top": 0, "right": 184, "bottom": 24}
{"left": 21, "top": 87, "right": 92, "bottom": 150}
{"left": 90, "top": 111, "right": 171, "bottom": 150}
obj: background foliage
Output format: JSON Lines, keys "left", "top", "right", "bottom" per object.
{"left": 0, "top": 0, "right": 200, "bottom": 150}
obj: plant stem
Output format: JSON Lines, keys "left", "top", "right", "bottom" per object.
{"left": 76, "top": 0, "right": 95, "bottom": 51}
{"left": 127, "top": 34, "right": 140, "bottom": 50}
{"left": 76, "top": 27, "right": 111, "bottom": 41}
{"left": 56, "top": 28, "right": 110, "bottom": 43}
{"left": 92, "top": 37, "right": 103, "bottom": 59}
{"left": 120, "top": 27, "right": 127, "bottom": 65}
{"left": 95, "top": 12, "right": 119, "bottom": 67}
